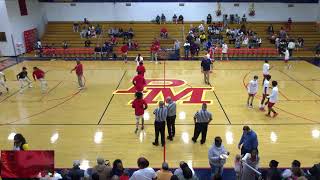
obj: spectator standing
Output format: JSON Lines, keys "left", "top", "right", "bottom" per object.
{"left": 191, "top": 103, "right": 213, "bottom": 144}
{"left": 161, "top": 14, "right": 166, "bottom": 24}
{"left": 184, "top": 41, "right": 191, "bottom": 60}
{"left": 152, "top": 101, "right": 168, "bottom": 146}
{"left": 207, "top": 14, "right": 212, "bottom": 24}
{"left": 94, "top": 44, "right": 102, "bottom": 59}
{"left": 166, "top": 97, "right": 176, "bottom": 141}
{"left": 297, "top": 37, "right": 304, "bottom": 49}
{"left": 156, "top": 15, "right": 161, "bottom": 24}
{"left": 156, "top": 162, "right": 173, "bottom": 180}
{"left": 241, "top": 149, "right": 260, "bottom": 180}
{"left": 208, "top": 136, "right": 229, "bottom": 176}
{"left": 151, "top": 44, "right": 160, "bottom": 64}
{"left": 267, "top": 24, "right": 274, "bottom": 35}
{"left": 238, "top": 126, "right": 258, "bottom": 156}
{"left": 221, "top": 42, "right": 229, "bottom": 61}
{"left": 174, "top": 161, "right": 198, "bottom": 180}
{"left": 73, "top": 22, "right": 79, "bottom": 32}
{"left": 91, "top": 157, "right": 112, "bottom": 180}
{"left": 242, "top": 14, "right": 247, "bottom": 23}
{"left": 174, "top": 39, "right": 181, "bottom": 57}
{"left": 62, "top": 41, "right": 68, "bottom": 49}
{"left": 13, "top": 133, "right": 29, "bottom": 151}
{"left": 130, "top": 157, "right": 156, "bottom": 180}
{"left": 84, "top": 39, "right": 91, "bottom": 47}
{"left": 315, "top": 43, "right": 320, "bottom": 56}
{"left": 287, "top": 17, "right": 292, "bottom": 31}
{"left": 172, "top": 14, "right": 177, "bottom": 24}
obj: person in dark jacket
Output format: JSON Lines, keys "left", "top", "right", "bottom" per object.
{"left": 266, "top": 160, "right": 281, "bottom": 180}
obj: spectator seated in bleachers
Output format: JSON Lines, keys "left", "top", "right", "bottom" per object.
{"left": 84, "top": 39, "right": 91, "bottom": 47}
{"left": 91, "top": 158, "right": 112, "bottom": 179}
{"left": 279, "top": 27, "right": 287, "bottom": 40}
{"left": 207, "top": 14, "right": 212, "bottom": 24}
{"left": 156, "top": 15, "right": 160, "bottom": 24}
{"left": 110, "top": 35, "right": 117, "bottom": 45}
{"left": 62, "top": 41, "right": 69, "bottom": 49}
{"left": 161, "top": 13, "right": 166, "bottom": 24}
{"left": 156, "top": 162, "right": 173, "bottom": 179}
{"left": 198, "top": 24, "right": 205, "bottom": 32}
{"left": 94, "top": 44, "right": 102, "bottom": 59}
{"left": 95, "top": 24, "right": 102, "bottom": 35}
{"left": 174, "top": 161, "right": 198, "bottom": 180}
{"left": 84, "top": 17, "right": 89, "bottom": 25}
{"left": 297, "top": 37, "right": 304, "bottom": 49}
{"left": 172, "top": 14, "right": 177, "bottom": 24}
{"left": 265, "top": 160, "right": 282, "bottom": 180}
{"left": 178, "top": 15, "right": 184, "bottom": 24}
{"left": 160, "top": 27, "right": 168, "bottom": 39}
{"left": 130, "top": 157, "right": 156, "bottom": 180}
{"left": 80, "top": 27, "right": 87, "bottom": 39}
{"left": 111, "top": 159, "right": 129, "bottom": 179}
{"left": 316, "top": 43, "right": 320, "bottom": 57}
{"left": 235, "top": 14, "right": 240, "bottom": 24}
{"left": 101, "top": 44, "right": 108, "bottom": 59}
{"left": 128, "top": 27, "right": 134, "bottom": 39}
{"left": 73, "top": 22, "right": 79, "bottom": 32}
{"left": 242, "top": 14, "right": 247, "bottom": 23}
{"left": 267, "top": 24, "right": 274, "bottom": 35}
{"left": 68, "top": 160, "right": 89, "bottom": 179}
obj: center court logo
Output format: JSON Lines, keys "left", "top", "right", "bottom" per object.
{"left": 114, "top": 79, "right": 214, "bottom": 104}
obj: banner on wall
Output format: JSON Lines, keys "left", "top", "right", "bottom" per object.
{"left": 23, "top": 28, "right": 38, "bottom": 53}
{"left": 18, "top": 0, "right": 28, "bottom": 16}
{"left": 0, "top": 150, "right": 55, "bottom": 178}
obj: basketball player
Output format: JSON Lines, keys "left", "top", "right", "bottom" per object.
{"left": 132, "top": 92, "right": 148, "bottom": 133}
{"left": 266, "top": 81, "right": 279, "bottom": 118}
{"left": 32, "top": 67, "right": 47, "bottom": 93}
{"left": 283, "top": 48, "right": 291, "bottom": 69}
{"left": 262, "top": 60, "right": 270, "bottom": 85}
{"left": 136, "top": 61, "right": 146, "bottom": 77}
{"left": 16, "top": 67, "right": 32, "bottom": 93}
{"left": 201, "top": 54, "right": 212, "bottom": 85}
{"left": 71, "top": 60, "right": 85, "bottom": 90}
{"left": 0, "top": 71, "right": 9, "bottom": 95}
{"left": 247, "top": 75, "right": 258, "bottom": 108}
{"left": 259, "top": 74, "right": 271, "bottom": 111}
{"left": 135, "top": 53, "right": 143, "bottom": 66}
{"left": 132, "top": 71, "right": 146, "bottom": 92}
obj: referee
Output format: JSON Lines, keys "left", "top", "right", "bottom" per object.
{"left": 192, "top": 103, "right": 213, "bottom": 144}
{"left": 153, "top": 101, "right": 168, "bottom": 147}
{"left": 166, "top": 97, "right": 176, "bottom": 141}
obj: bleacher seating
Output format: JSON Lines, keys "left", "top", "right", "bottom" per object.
{"left": 29, "top": 21, "right": 320, "bottom": 59}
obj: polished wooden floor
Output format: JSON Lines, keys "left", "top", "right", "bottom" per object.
{"left": 0, "top": 60, "right": 319, "bottom": 169}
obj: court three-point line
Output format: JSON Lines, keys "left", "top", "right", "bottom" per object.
{"left": 209, "top": 83, "right": 232, "bottom": 124}
{"left": 97, "top": 70, "right": 127, "bottom": 125}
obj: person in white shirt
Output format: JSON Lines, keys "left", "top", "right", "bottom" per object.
{"left": 247, "top": 75, "right": 258, "bottom": 108}
{"left": 130, "top": 157, "right": 156, "bottom": 180}
{"left": 262, "top": 60, "right": 271, "bottom": 85}
{"left": 283, "top": 48, "right": 291, "bottom": 69}
{"left": 266, "top": 81, "right": 279, "bottom": 118}
{"left": 135, "top": 53, "right": 144, "bottom": 66}
{"left": 221, "top": 42, "right": 229, "bottom": 61}
{"left": 198, "top": 24, "right": 205, "bottom": 32}
{"left": 259, "top": 75, "right": 271, "bottom": 111}
{"left": 0, "top": 71, "right": 9, "bottom": 95}
{"left": 288, "top": 40, "right": 295, "bottom": 57}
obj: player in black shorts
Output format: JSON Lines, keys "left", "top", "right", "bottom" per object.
{"left": 16, "top": 67, "right": 32, "bottom": 93}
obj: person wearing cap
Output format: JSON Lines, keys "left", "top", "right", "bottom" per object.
{"left": 201, "top": 54, "right": 213, "bottom": 85}
{"left": 166, "top": 97, "right": 176, "bottom": 141}
{"left": 192, "top": 103, "right": 213, "bottom": 144}
{"left": 238, "top": 125, "right": 258, "bottom": 156}
{"left": 91, "top": 157, "right": 112, "bottom": 180}
{"left": 266, "top": 160, "right": 281, "bottom": 180}
{"left": 156, "top": 162, "right": 173, "bottom": 180}
{"left": 208, "top": 136, "right": 230, "bottom": 176}
{"left": 153, "top": 101, "right": 168, "bottom": 146}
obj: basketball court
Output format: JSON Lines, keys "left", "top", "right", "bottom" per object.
{"left": 0, "top": 60, "right": 319, "bottom": 168}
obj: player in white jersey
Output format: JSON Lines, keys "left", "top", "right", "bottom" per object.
{"left": 259, "top": 75, "right": 271, "bottom": 111}
{"left": 283, "top": 48, "right": 291, "bottom": 69}
{"left": 266, "top": 80, "right": 279, "bottom": 118}
{"left": 262, "top": 60, "right": 270, "bottom": 85}
{"left": 0, "top": 71, "right": 9, "bottom": 95}
{"left": 247, "top": 75, "right": 258, "bottom": 108}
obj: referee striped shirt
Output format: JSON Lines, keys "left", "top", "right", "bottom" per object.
{"left": 167, "top": 101, "right": 176, "bottom": 117}
{"left": 194, "top": 110, "right": 212, "bottom": 123}
{"left": 154, "top": 107, "right": 168, "bottom": 122}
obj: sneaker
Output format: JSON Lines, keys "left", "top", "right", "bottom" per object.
{"left": 200, "top": 141, "right": 205, "bottom": 145}
{"left": 29, "top": 85, "right": 33, "bottom": 88}
{"left": 191, "top": 137, "right": 196, "bottom": 143}
{"left": 134, "top": 128, "right": 138, "bottom": 134}
{"left": 249, "top": 105, "right": 253, "bottom": 108}
{"left": 273, "top": 113, "right": 279, "bottom": 118}
{"left": 265, "top": 114, "right": 271, "bottom": 117}
{"left": 152, "top": 142, "right": 159, "bottom": 146}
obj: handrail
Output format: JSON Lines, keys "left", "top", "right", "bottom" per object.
{"left": 241, "top": 160, "right": 262, "bottom": 177}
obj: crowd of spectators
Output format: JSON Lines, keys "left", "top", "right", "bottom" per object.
{"left": 155, "top": 14, "right": 184, "bottom": 24}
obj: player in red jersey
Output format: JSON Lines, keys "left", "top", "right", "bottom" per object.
{"left": 32, "top": 67, "right": 47, "bottom": 93}
{"left": 71, "top": 60, "right": 85, "bottom": 90}
{"left": 132, "top": 91, "right": 148, "bottom": 133}
{"left": 132, "top": 71, "right": 146, "bottom": 92}
{"left": 136, "top": 61, "right": 146, "bottom": 77}
{"left": 120, "top": 43, "right": 129, "bottom": 63}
